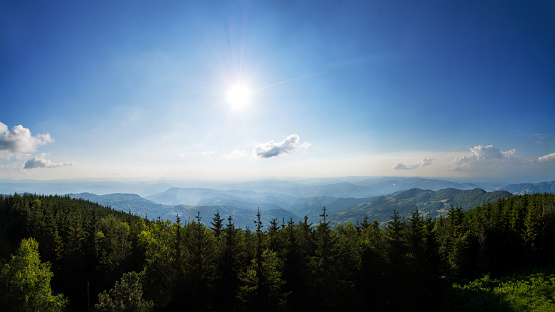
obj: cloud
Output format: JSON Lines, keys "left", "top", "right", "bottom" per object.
{"left": 24, "top": 154, "right": 73, "bottom": 169}
{"left": 538, "top": 153, "right": 555, "bottom": 162}
{"left": 393, "top": 158, "right": 433, "bottom": 170}
{"left": 451, "top": 145, "right": 516, "bottom": 170}
{"left": 0, "top": 122, "right": 53, "bottom": 156}
{"left": 253, "top": 134, "right": 309, "bottom": 159}
{"left": 222, "top": 149, "right": 250, "bottom": 159}
{"left": 11, "top": 153, "right": 33, "bottom": 161}
{"left": 470, "top": 145, "right": 515, "bottom": 159}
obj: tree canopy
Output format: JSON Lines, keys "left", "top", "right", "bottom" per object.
{"left": 0, "top": 192, "right": 554, "bottom": 311}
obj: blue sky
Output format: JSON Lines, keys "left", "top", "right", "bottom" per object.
{"left": 1, "top": 0, "right": 554, "bottom": 181}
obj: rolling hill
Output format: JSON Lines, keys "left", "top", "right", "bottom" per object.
{"left": 330, "top": 188, "right": 512, "bottom": 225}
{"left": 45, "top": 178, "right": 555, "bottom": 228}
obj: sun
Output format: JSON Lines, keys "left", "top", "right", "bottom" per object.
{"left": 226, "top": 84, "right": 252, "bottom": 110}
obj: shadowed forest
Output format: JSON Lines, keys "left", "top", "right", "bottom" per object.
{"left": 0, "top": 192, "right": 554, "bottom": 311}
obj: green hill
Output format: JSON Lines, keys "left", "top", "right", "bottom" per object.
{"left": 331, "top": 188, "right": 512, "bottom": 225}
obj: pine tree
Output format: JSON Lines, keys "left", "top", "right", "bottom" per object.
{"left": 237, "top": 209, "right": 287, "bottom": 311}
{"left": 185, "top": 212, "right": 216, "bottom": 311}
{"left": 267, "top": 218, "right": 280, "bottom": 252}
{"left": 281, "top": 218, "right": 306, "bottom": 309}
{"left": 210, "top": 210, "right": 224, "bottom": 238}
{"left": 308, "top": 207, "right": 341, "bottom": 311}
{"left": 524, "top": 199, "right": 544, "bottom": 260}
{"left": 359, "top": 218, "right": 386, "bottom": 308}
{"left": 213, "top": 215, "right": 242, "bottom": 311}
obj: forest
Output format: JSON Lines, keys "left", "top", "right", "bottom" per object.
{"left": 0, "top": 192, "right": 554, "bottom": 311}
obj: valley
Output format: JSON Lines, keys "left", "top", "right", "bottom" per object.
{"left": 40, "top": 177, "right": 553, "bottom": 228}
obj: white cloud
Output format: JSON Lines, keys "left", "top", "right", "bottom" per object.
{"left": 538, "top": 153, "right": 555, "bottom": 162}
{"left": 23, "top": 154, "right": 73, "bottom": 169}
{"left": 470, "top": 145, "right": 514, "bottom": 160}
{"left": 221, "top": 149, "right": 250, "bottom": 159}
{"left": 502, "top": 149, "right": 516, "bottom": 158}
{"left": 450, "top": 145, "right": 516, "bottom": 170}
{"left": 12, "top": 153, "right": 33, "bottom": 161}
{"left": 393, "top": 157, "right": 433, "bottom": 170}
{"left": 253, "top": 134, "right": 309, "bottom": 159}
{"left": 0, "top": 122, "right": 53, "bottom": 156}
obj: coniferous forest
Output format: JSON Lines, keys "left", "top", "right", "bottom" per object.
{"left": 0, "top": 192, "right": 554, "bottom": 311}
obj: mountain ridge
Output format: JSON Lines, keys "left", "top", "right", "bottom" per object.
{"left": 331, "top": 187, "right": 512, "bottom": 225}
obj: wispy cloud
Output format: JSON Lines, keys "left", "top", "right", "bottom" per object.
{"left": 538, "top": 152, "right": 555, "bottom": 162}
{"left": 253, "top": 134, "right": 309, "bottom": 159}
{"left": 23, "top": 154, "right": 73, "bottom": 169}
{"left": 221, "top": 149, "right": 250, "bottom": 159}
{"left": 393, "top": 157, "right": 433, "bottom": 170}
{"left": 0, "top": 122, "right": 53, "bottom": 157}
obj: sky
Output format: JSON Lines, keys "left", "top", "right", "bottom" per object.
{"left": 1, "top": 0, "right": 554, "bottom": 182}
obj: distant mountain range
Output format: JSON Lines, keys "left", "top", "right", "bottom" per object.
{"left": 5, "top": 177, "right": 553, "bottom": 228}
{"left": 67, "top": 193, "right": 169, "bottom": 218}
{"left": 67, "top": 192, "right": 299, "bottom": 228}
{"left": 330, "top": 188, "right": 512, "bottom": 225}
{"left": 145, "top": 187, "right": 298, "bottom": 209}
{"left": 501, "top": 181, "right": 555, "bottom": 195}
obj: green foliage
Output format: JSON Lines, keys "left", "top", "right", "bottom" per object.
{"left": 0, "top": 238, "right": 67, "bottom": 312}
{"left": 94, "top": 271, "right": 153, "bottom": 312}
{"left": 237, "top": 249, "right": 287, "bottom": 311}
{"left": 1, "top": 192, "right": 554, "bottom": 311}
{"left": 137, "top": 220, "right": 175, "bottom": 308}
{"left": 445, "top": 272, "right": 555, "bottom": 311}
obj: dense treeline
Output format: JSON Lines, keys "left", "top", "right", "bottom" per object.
{"left": 0, "top": 192, "right": 554, "bottom": 311}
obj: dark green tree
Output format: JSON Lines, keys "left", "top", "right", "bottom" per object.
{"left": 213, "top": 215, "right": 243, "bottom": 311}
{"left": 184, "top": 212, "right": 216, "bottom": 311}
{"left": 308, "top": 207, "right": 342, "bottom": 311}
{"left": 237, "top": 209, "right": 287, "bottom": 311}
{"left": 210, "top": 210, "right": 224, "bottom": 238}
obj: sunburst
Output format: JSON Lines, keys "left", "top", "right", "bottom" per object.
{"left": 225, "top": 83, "right": 252, "bottom": 110}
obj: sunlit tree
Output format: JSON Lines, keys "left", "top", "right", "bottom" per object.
{"left": 0, "top": 238, "right": 67, "bottom": 312}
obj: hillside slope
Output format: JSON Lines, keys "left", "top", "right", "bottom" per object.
{"left": 331, "top": 188, "right": 512, "bottom": 225}
{"left": 501, "top": 180, "right": 555, "bottom": 195}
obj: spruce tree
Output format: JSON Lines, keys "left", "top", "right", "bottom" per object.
{"left": 210, "top": 210, "right": 224, "bottom": 238}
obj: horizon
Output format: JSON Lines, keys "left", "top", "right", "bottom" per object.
{"left": 1, "top": 175, "right": 553, "bottom": 187}
{"left": 2, "top": 1, "right": 554, "bottom": 181}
